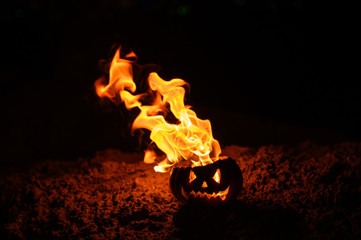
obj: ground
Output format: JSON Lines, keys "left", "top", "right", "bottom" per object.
{"left": 1, "top": 142, "right": 361, "bottom": 239}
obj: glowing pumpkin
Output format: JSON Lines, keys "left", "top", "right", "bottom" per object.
{"left": 170, "top": 157, "right": 243, "bottom": 204}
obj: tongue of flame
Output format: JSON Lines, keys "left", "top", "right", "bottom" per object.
{"left": 95, "top": 47, "right": 221, "bottom": 172}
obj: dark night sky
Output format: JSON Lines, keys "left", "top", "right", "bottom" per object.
{"left": 0, "top": 0, "right": 359, "bottom": 164}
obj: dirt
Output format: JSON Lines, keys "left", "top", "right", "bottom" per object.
{"left": 1, "top": 141, "right": 361, "bottom": 239}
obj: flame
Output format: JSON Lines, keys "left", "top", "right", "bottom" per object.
{"left": 95, "top": 47, "right": 221, "bottom": 172}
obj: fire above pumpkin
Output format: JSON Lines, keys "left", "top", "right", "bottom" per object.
{"left": 95, "top": 46, "right": 222, "bottom": 172}
{"left": 94, "top": 45, "right": 242, "bottom": 203}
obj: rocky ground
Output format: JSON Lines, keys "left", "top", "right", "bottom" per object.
{"left": 1, "top": 141, "right": 361, "bottom": 239}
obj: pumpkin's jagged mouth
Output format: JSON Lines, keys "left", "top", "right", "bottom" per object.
{"left": 181, "top": 186, "right": 230, "bottom": 201}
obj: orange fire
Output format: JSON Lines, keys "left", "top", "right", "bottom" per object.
{"left": 95, "top": 47, "right": 221, "bottom": 172}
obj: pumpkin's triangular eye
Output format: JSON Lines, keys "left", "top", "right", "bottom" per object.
{"left": 213, "top": 169, "right": 221, "bottom": 183}
{"left": 189, "top": 170, "right": 197, "bottom": 183}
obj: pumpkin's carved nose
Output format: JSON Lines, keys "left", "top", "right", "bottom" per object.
{"left": 201, "top": 181, "right": 208, "bottom": 188}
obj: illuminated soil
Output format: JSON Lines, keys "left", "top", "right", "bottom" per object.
{"left": 1, "top": 142, "right": 361, "bottom": 239}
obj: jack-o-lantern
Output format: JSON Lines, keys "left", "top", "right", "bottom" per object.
{"left": 170, "top": 157, "right": 242, "bottom": 204}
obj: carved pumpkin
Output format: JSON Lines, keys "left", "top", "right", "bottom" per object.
{"left": 170, "top": 157, "right": 243, "bottom": 204}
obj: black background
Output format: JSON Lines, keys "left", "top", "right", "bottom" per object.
{"left": 0, "top": 0, "right": 358, "bottom": 165}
